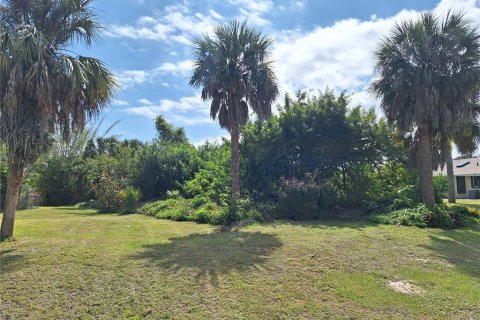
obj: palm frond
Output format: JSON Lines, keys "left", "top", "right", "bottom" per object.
{"left": 0, "top": 0, "right": 116, "bottom": 164}
{"left": 189, "top": 19, "right": 278, "bottom": 132}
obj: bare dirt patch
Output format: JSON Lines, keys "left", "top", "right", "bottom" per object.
{"left": 388, "top": 280, "right": 424, "bottom": 294}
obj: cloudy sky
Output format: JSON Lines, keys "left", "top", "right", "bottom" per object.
{"left": 79, "top": 0, "right": 480, "bottom": 145}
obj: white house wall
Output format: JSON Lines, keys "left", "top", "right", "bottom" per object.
{"left": 454, "top": 175, "right": 480, "bottom": 199}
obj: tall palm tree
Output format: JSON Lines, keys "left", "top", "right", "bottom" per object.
{"left": 0, "top": 0, "right": 116, "bottom": 239}
{"left": 190, "top": 20, "right": 278, "bottom": 197}
{"left": 370, "top": 11, "right": 480, "bottom": 206}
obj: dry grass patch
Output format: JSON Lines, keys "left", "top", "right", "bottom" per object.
{"left": 388, "top": 280, "right": 424, "bottom": 295}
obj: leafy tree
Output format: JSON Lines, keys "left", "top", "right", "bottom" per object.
{"left": 0, "top": 0, "right": 116, "bottom": 239}
{"left": 370, "top": 11, "right": 480, "bottom": 206}
{"left": 241, "top": 90, "right": 403, "bottom": 201}
{"left": 155, "top": 115, "right": 187, "bottom": 143}
{"left": 183, "top": 141, "right": 231, "bottom": 204}
{"left": 133, "top": 142, "right": 200, "bottom": 200}
{"left": 189, "top": 20, "right": 278, "bottom": 198}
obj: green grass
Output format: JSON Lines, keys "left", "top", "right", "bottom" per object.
{"left": 1, "top": 207, "right": 479, "bottom": 319}
{"left": 455, "top": 198, "right": 480, "bottom": 211}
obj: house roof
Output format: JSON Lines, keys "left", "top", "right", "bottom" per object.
{"left": 434, "top": 157, "right": 480, "bottom": 176}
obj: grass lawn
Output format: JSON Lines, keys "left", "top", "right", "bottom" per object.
{"left": 455, "top": 198, "right": 480, "bottom": 211}
{"left": 0, "top": 207, "right": 479, "bottom": 319}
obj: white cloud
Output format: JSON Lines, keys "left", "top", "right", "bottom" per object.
{"left": 125, "top": 95, "right": 213, "bottom": 126}
{"left": 238, "top": 8, "right": 271, "bottom": 26}
{"left": 229, "top": 0, "right": 273, "bottom": 12}
{"left": 107, "top": 2, "right": 223, "bottom": 44}
{"left": 230, "top": 0, "right": 273, "bottom": 26}
{"left": 193, "top": 134, "right": 229, "bottom": 147}
{"left": 111, "top": 99, "right": 130, "bottom": 106}
{"left": 138, "top": 98, "right": 154, "bottom": 105}
{"left": 115, "top": 69, "right": 151, "bottom": 88}
{"left": 434, "top": 0, "right": 480, "bottom": 20}
{"left": 115, "top": 59, "right": 193, "bottom": 89}
{"left": 272, "top": 0, "right": 480, "bottom": 110}
{"left": 156, "top": 59, "right": 194, "bottom": 75}
{"left": 348, "top": 90, "right": 378, "bottom": 109}
{"left": 273, "top": 10, "right": 415, "bottom": 95}
{"left": 107, "top": 23, "right": 174, "bottom": 41}
{"left": 117, "top": 0, "right": 480, "bottom": 136}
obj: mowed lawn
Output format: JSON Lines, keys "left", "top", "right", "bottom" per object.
{"left": 0, "top": 207, "right": 479, "bottom": 319}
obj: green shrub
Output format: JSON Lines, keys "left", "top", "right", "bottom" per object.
{"left": 92, "top": 173, "right": 125, "bottom": 213}
{"left": 118, "top": 187, "right": 141, "bottom": 214}
{"left": 370, "top": 204, "right": 479, "bottom": 229}
{"left": 442, "top": 205, "right": 479, "bottom": 228}
{"left": 183, "top": 161, "right": 230, "bottom": 204}
{"left": 371, "top": 205, "right": 430, "bottom": 228}
{"left": 138, "top": 198, "right": 190, "bottom": 221}
{"left": 276, "top": 173, "right": 328, "bottom": 220}
{"left": 133, "top": 142, "right": 200, "bottom": 200}
{"left": 138, "top": 196, "right": 238, "bottom": 225}
{"left": 433, "top": 175, "right": 449, "bottom": 204}
{"left": 17, "top": 185, "right": 36, "bottom": 210}
{"left": 91, "top": 172, "right": 140, "bottom": 214}
{"left": 77, "top": 200, "right": 98, "bottom": 209}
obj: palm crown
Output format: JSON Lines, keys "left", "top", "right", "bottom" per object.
{"left": 369, "top": 11, "right": 480, "bottom": 205}
{"left": 190, "top": 20, "right": 278, "bottom": 131}
{"left": 0, "top": 0, "right": 116, "bottom": 165}
{"left": 370, "top": 11, "right": 480, "bottom": 134}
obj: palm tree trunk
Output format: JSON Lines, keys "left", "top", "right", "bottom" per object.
{"left": 446, "top": 144, "right": 456, "bottom": 203}
{"left": 230, "top": 120, "right": 240, "bottom": 198}
{"left": 0, "top": 163, "right": 24, "bottom": 239}
{"left": 418, "top": 126, "right": 435, "bottom": 206}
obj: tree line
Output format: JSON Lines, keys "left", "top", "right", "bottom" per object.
{"left": 0, "top": 1, "right": 479, "bottom": 238}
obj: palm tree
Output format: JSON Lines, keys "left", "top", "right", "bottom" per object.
{"left": 370, "top": 11, "right": 480, "bottom": 206}
{"left": 441, "top": 109, "right": 480, "bottom": 203}
{"left": 189, "top": 20, "right": 278, "bottom": 197}
{"left": 0, "top": 0, "right": 116, "bottom": 239}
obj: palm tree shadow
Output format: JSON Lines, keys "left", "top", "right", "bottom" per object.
{"left": 131, "top": 231, "right": 282, "bottom": 285}
{"left": 0, "top": 249, "right": 24, "bottom": 274}
{"left": 421, "top": 226, "right": 480, "bottom": 278}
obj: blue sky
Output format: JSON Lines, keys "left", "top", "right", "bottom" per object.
{"left": 79, "top": 0, "right": 480, "bottom": 145}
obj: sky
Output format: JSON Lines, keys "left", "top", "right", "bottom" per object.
{"left": 78, "top": 0, "right": 480, "bottom": 146}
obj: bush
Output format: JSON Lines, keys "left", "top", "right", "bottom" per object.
{"left": 183, "top": 165, "right": 230, "bottom": 204}
{"left": 17, "top": 185, "right": 36, "bottom": 210}
{"left": 139, "top": 198, "right": 186, "bottom": 220}
{"left": 92, "top": 173, "right": 140, "bottom": 214}
{"left": 77, "top": 200, "right": 98, "bottom": 209}
{"left": 118, "top": 187, "right": 141, "bottom": 214}
{"left": 92, "top": 173, "right": 125, "bottom": 213}
{"left": 371, "top": 204, "right": 430, "bottom": 228}
{"left": 433, "top": 175, "right": 449, "bottom": 204}
{"left": 370, "top": 204, "right": 479, "bottom": 229}
{"left": 33, "top": 157, "right": 84, "bottom": 206}
{"left": 137, "top": 197, "right": 228, "bottom": 224}
{"left": 133, "top": 142, "right": 200, "bottom": 200}
{"left": 277, "top": 173, "right": 331, "bottom": 220}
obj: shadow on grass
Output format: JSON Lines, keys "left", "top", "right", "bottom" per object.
{"left": 264, "top": 218, "right": 376, "bottom": 230}
{"left": 54, "top": 206, "right": 113, "bottom": 217}
{"left": 422, "top": 226, "right": 480, "bottom": 278}
{"left": 0, "top": 249, "right": 24, "bottom": 274}
{"left": 131, "top": 231, "right": 282, "bottom": 285}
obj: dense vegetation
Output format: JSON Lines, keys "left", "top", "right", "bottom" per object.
{"left": 0, "top": 8, "right": 478, "bottom": 236}
{"left": 0, "top": 3, "right": 479, "bottom": 319}
{"left": 2, "top": 89, "right": 472, "bottom": 229}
